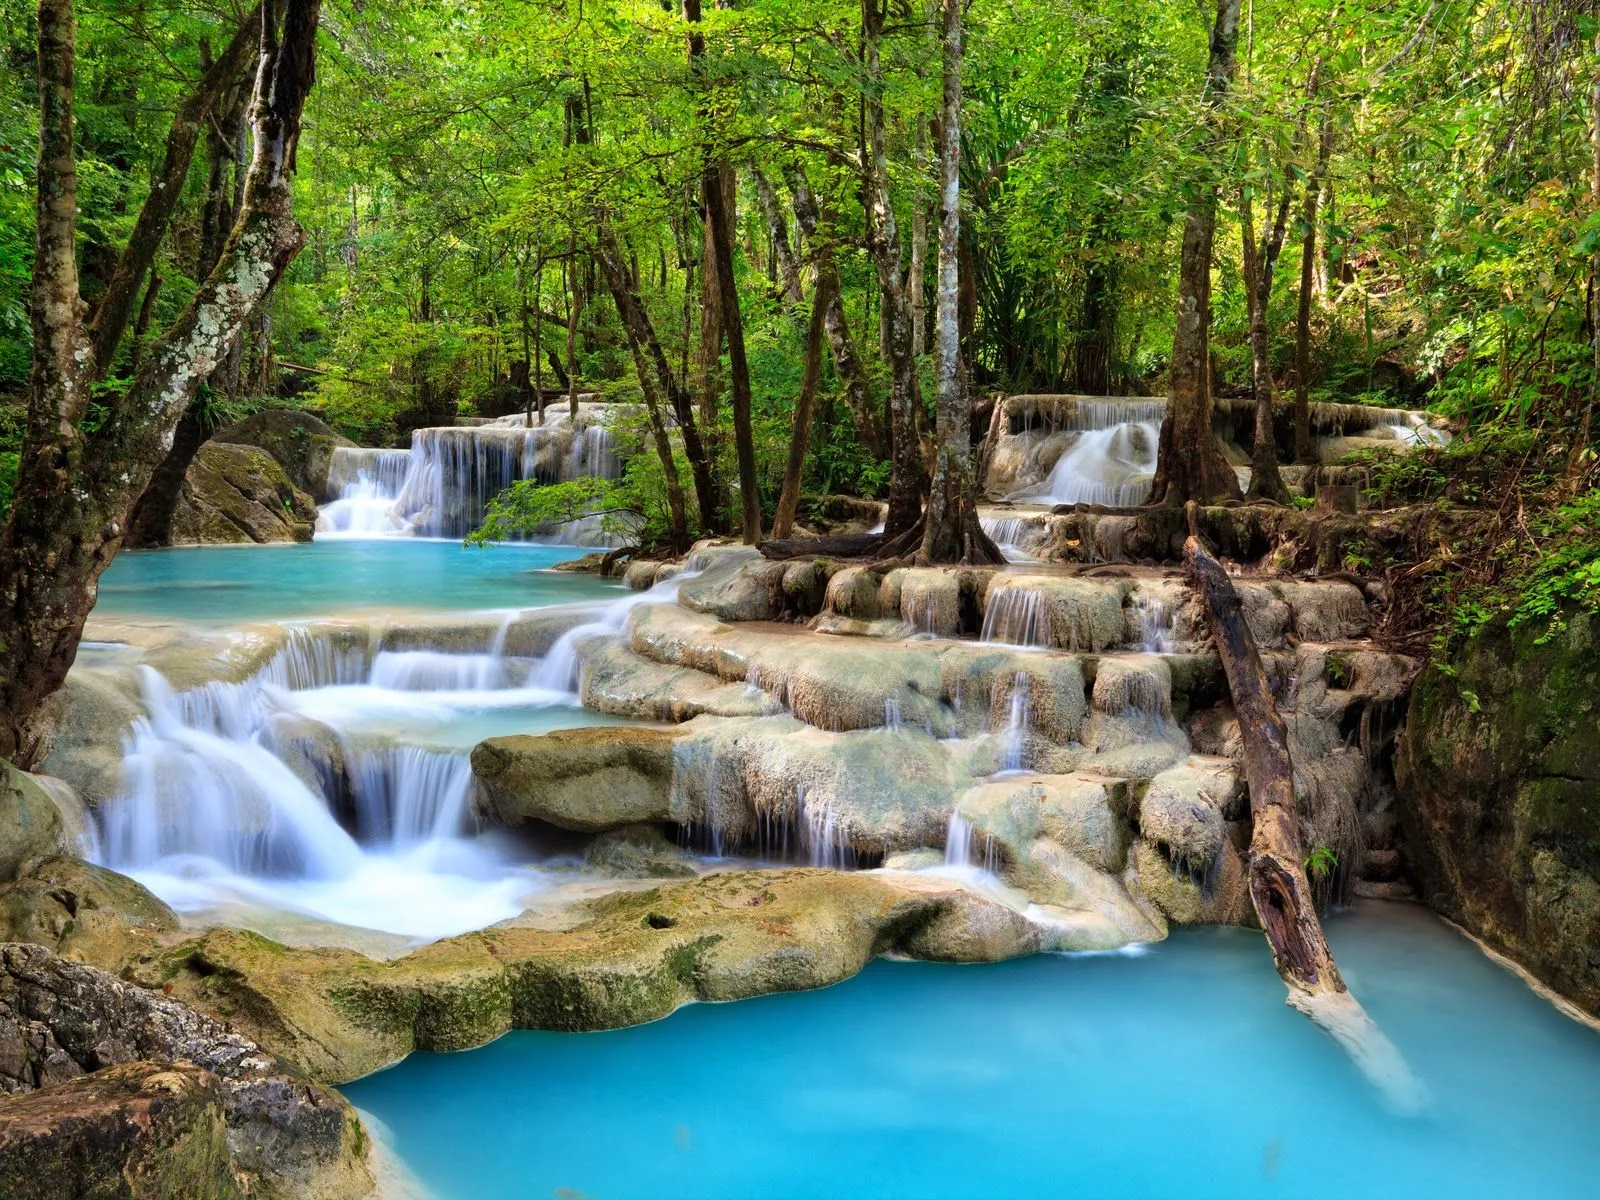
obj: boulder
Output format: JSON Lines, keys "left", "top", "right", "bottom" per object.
{"left": 0, "top": 942, "right": 372, "bottom": 1198}
{"left": 0, "top": 1061, "right": 239, "bottom": 1200}
{"left": 1397, "top": 609, "right": 1600, "bottom": 1019}
{"left": 472, "top": 726, "right": 682, "bottom": 831}
{"left": 579, "top": 640, "right": 782, "bottom": 723}
{"left": 211, "top": 408, "right": 355, "bottom": 500}
{"left": 0, "top": 765, "right": 76, "bottom": 883}
{"left": 582, "top": 825, "right": 699, "bottom": 879}
{"left": 170, "top": 443, "right": 318, "bottom": 545}
{"left": 2, "top": 857, "right": 178, "bottom": 965}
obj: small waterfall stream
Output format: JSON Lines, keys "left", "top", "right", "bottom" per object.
{"left": 315, "top": 410, "right": 623, "bottom": 542}
{"left": 91, "top": 603, "right": 636, "bottom": 939}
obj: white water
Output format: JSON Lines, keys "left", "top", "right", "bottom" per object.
{"left": 1132, "top": 594, "right": 1177, "bottom": 653}
{"left": 998, "top": 672, "right": 1031, "bottom": 772}
{"left": 315, "top": 409, "right": 623, "bottom": 543}
{"left": 92, "top": 608, "right": 624, "bottom": 940}
{"left": 1011, "top": 420, "right": 1160, "bottom": 507}
{"left": 978, "top": 586, "right": 1049, "bottom": 648}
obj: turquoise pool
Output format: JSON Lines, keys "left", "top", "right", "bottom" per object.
{"left": 95, "top": 539, "right": 620, "bottom": 621}
{"left": 345, "top": 902, "right": 1600, "bottom": 1199}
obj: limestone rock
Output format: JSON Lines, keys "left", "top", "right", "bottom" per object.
{"left": 579, "top": 640, "right": 781, "bottom": 723}
{"left": 170, "top": 443, "right": 318, "bottom": 545}
{"left": 472, "top": 727, "right": 683, "bottom": 831}
{"left": 0, "top": 1060, "right": 239, "bottom": 1200}
{"left": 0, "top": 942, "right": 371, "bottom": 1198}
{"left": 953, "top": 774, "right": 1127, "bottom": 874}
{"left": 0, "top": 765, "right": 75, "bottom": 883}
{"left": 2, "top": 857, "right": 178, "bottom": 965}
{"left": 212, "top": 408, "right": 356, "bottom": 500}
{"left": 582, "top": 826, "right": 699, "bottom": 879}
{"left": 1397, "top": 608, "right": 1600, "bottom": 1019}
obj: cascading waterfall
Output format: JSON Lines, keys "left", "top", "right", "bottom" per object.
{"left": 1133, "top": 595, "right": 1177, "bottom": 653}
{"left": 1007, "top": 400, "right": 1164, "bottom": 508}
{"left": 316, "top": 408, "right": 624, "bottom": 543}
{"left": 998, "top": 673, "right": 1031, "bottom": 772}
{"left": 91, "top": 609, "right": 614, "bottom": 940}
{"left": 979, "top": 586, "right": 1048, "bottom": 647}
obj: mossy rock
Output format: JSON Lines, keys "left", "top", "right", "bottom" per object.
{"left": 212, "top": 408, "right": 356, "bottom": 500}
{"left": 1397, "top": 608, "right": 1600, "bottom": 1018}
{"left": 170, "top": 443, "right": 318, "bottom": 545}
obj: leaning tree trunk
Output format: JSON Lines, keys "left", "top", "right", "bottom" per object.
{"left": 1149, "top": 0, "right": 1244, "bottom": 507}
{"left": 0, "top": 0, "right": 322, "bottom": 764}
{"left": 1184, "top": 529, "right": 1423, "bottom": 1107}
{"left": 750, "top": 166, "right": 802, "bottom": 305}
{"left": 919, "top": 0, "right": 1001, "bottom": 566}
{"left": 786, "top": 161, "right": 885, "bottom": 456}
{"left": 1239, "top": 180, "right": 1293, "bottom": 504}
{"left": 771, "top": 274, "right": 831, "bottom": 540}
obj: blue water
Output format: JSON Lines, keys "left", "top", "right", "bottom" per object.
{"left": 95, "top": 540, "right": 619, "bottom": 621}
{"left": 345, "top": 902, "right": 1600, "bottom": 1200}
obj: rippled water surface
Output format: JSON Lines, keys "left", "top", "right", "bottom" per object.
{"left": 345, "top": 902, "right": 1600, "bottom": 1200}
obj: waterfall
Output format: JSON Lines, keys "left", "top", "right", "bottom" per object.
{"left": 999, "top": 673, "right": 1031, "bottom": 772}
{"left": 316, "top": 408, "right": 625, "bottom": 542}
{"left": 1133, "top": 595, "right": 1177, "bottom": 653}
{"left": 533, "top": 569, "right": 698, "bottom": 693}
{"left": 979, "top": 586, "right": 1048, "bottom": 647}
{"left": 90, "top": 608, "right": 602, "bottom": 939}
{"left": 317, "top": 448, "right": 413, "bottom": 536}
{"left": 883, "top": 698, "right": 903, "bottom": 730}
{"left": 1011, "top": 421, "right": 1160, "bottom": 507}
{"left": 943, "top": 811, "right": 998, "bottom": 872}
{"left": 799, "top": 789, "right": 858, "bottom": 869}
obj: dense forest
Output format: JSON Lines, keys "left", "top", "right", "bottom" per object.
{"left": 4, "top": 3, "right": 1600, "bottom": 1192}
{"left": 0, "top": 0, "right": 1595, "bottom": 741}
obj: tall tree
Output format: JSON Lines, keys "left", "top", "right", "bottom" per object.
{"left": 920, "top": 0, "right": 999, "bottom": 564}
{"left": 862, "top": 0, "right": 926, "bottom": 538}
{"left": 686, "top": 0, "right": 761, "bottom": 543}
{"left": 1149, "top": 0, "right": 1245, "bottom": 507}
{"left": 0, "top": 0, "right": 322, "bottom": 762}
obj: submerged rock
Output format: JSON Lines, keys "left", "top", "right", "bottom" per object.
{"left": 170, "top": 443, "right": 318, "bottom": 546}
{"left": 582, "top": 825, "right": 699, "bottom": 879}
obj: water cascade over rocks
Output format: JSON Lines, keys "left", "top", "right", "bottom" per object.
{"left": 91, "top": 613, "right": 606, "bottom": 939}
{"left": 315, "top": 406, "right": 622, "bottom": 541}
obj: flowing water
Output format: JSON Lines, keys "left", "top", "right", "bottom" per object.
{"left": 344, "top": 902, "right": 1600, "bottom": 1200}
{"left": 316, "top": 412, "right": 621, "bottom": 541}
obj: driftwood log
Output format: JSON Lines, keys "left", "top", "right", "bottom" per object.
{"left": 1184, "top": 530, "right": 1424, "bottom": 1110}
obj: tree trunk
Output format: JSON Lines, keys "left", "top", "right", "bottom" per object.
{"left": 1149, "top": 0, "right": 1244, "bottom": 508}
{"left": 862, "top": 0, "right": 924, "bottom": 538}
{"left": 786, "top": 161, "right": 885, "bottom": 455}
{"left": 88, "top": 4, "right": 262, "bottom": 375}
{"left": 1073, "top": 258, "right": 1114, "bottom": 394}
{"left": 594, "top": 230, "right": 720, "bottom": 533}
{"left": 771, "top": 274, "right": 832, "bottom": 540}
{"left": 0, "top": 0, "right": 322, "bottom": 764}
{"left": 1239, "top": 180, "right": 1292, "bottom": 504}
{"left": 909, "top": 201, "right": 928, "bottom": 359}
{"left": 1182, "top": 531, "right": 1421, "bottom": 1105}
{"left": 919, "top": 0, "right": 1000, "bottom": 566}
{"left": 565, "top": 248, "right": 584, "bottom": 421}
{"left": 750, "top": 166, "right": 802, "bottom": 304}
{"left": 126, "top": 82, "right": 254, "bottom": 546}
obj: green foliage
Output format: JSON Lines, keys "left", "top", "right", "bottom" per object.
{"left": 469, "top": 476, "right": 638, "bottom": 546}
{"left": 0, "top": 449, "right": 16, "bottom": 520}
{"left": 1304, "top": 846, "right": 1339, "bottom": 880}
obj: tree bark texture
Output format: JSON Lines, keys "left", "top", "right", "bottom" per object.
{"left": 786, "top": 162, "right": 885, "bottom": 456}
{"left": 1150, "top": 0, "right": 1244, "bottom": 507}
{"left": 0, "top": 0, "right": 322, "bottom": 763}
{"left": 919, "top": 0, "right": 1000, "bottom": 566}
{"left": 772, "top": 274, "right": 832, "bottom": 540}
{"left": 1293, "top": 105, "right": 1333, "bottom": 465}
{"left": 862, "top": 0, "right": 925, "bottom": 538}
{"left": 1183, "top": 532, "right": 1344, "bottom": 998}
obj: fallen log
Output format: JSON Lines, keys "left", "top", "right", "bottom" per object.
{"left": 1184, "top": 531, "right": 1425, "bottom": 1111}
{"left": 758, "top": 533, "right": 885, "bottom": 561}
